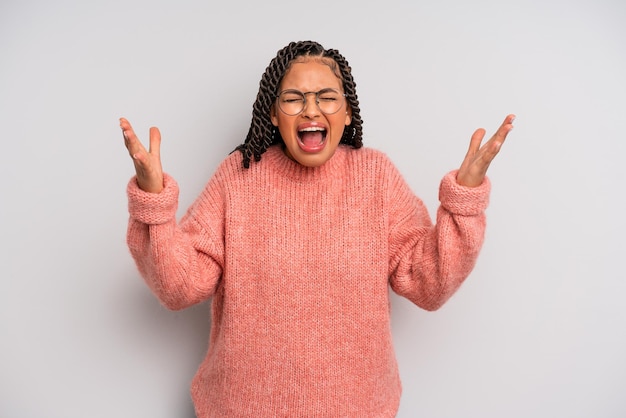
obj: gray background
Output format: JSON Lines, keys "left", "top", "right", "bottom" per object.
{"left": 1, "top": 0, "right": 625, "bottom": 417}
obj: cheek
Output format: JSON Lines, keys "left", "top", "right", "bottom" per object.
{"left": 275, "top": 116, "right": 293, "bottom": 134}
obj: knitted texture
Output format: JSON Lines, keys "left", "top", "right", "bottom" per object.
{"left": 126, "top": 145, "right": 490, "bottom": 417}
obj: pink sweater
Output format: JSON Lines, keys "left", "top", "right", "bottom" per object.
{"left": 126, "top": 144, "right": 490, "bottom": 417}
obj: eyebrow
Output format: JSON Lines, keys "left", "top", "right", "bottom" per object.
{"left": 278, "top": 87, "right": 342, "bottom": 94}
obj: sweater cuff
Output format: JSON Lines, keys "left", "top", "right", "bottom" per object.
{"left": 127, "top": 173, "right": 179, "bottom": 224}
{"left": 438, "top": 170, "right": 491, "bottom": 216}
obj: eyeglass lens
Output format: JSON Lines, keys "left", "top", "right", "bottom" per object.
{"left": 278, "top": 89, "right": 344, "bottom": 115}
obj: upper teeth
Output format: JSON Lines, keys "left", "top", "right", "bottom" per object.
{"left": 300, "top": 127, "right": 324, "bottom": 132}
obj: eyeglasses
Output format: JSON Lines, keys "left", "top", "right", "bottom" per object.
{"left": 276, "top": 88, "right": 347, "bottom": 116}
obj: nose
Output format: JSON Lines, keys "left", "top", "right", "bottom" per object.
{"left": 301, "top": 92, "right": 321, "bottom": 117}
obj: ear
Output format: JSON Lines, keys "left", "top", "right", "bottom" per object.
{"left": 344, "top": 105, "right": 352, "bottom": 126}
{"left": 270, "top": 104, "right": 279, "bottom": 126}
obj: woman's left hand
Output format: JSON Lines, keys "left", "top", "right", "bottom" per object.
{"left": 456, "top": 114, "right": 515, "bottom": 187}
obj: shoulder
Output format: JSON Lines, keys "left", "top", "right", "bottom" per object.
{"left": 219, "top": 149, "right": 246, "bottom": 173}
{"left": 205, "top": 149, "right": 248, "bottom": 185}
{"left": 343, "top": 146, "right": 401, "bottom": 176}
{"left": 346, "top": 145, "right": 389, "bottom": 161}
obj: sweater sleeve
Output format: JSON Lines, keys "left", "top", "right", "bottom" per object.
{"left": 388, "top": 168, "right": 490, "bottom": 311}
{"left": 126, "top": 173, "right": 224, "bottom": 310}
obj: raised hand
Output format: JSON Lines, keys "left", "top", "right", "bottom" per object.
{"left": 120, "top": 118, "right": 164, "bottom": 193}
{"left": 456, "top": 114, "right": 515, "bottom": 187}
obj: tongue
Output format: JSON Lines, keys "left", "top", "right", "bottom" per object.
{"left": 300, "top": 131, "right": 323, "bottom": 146}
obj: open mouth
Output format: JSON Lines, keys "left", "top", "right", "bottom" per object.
{"left": 297, "top": 126, "right": 327, "bottom": 153}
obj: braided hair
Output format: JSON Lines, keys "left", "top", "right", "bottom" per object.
{"left": 235, "top": 41, "right": 364, "bottom": 168}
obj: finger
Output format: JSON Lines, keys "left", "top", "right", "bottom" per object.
{"left": 120, "top": 117, "right": 135, "bottom": 147}
{"left": 491, "top": 114, "right": 516, "bottom": 146}
{"left": 480, "top": 137, "right": 503, "bottom": 166}
{"left": 120, "top": 119, "right": 147, "bottom": 159}
{"left": 120, "top": 117, "right": 140, "bottom": 144}
{"left": 457, "top": 128, "right": 486, "bottom": 181}
{"left": 148, "top": 126, "right": 161, "bottom": 158}
{"left": 119, "top": 117, "right": 134, "bottom": 141}
{"left": 478, "top": 114, "right": 516, "bottom": 165}
{"left": 126, "top": 133, "right": 146, "bottom": 160}
{"left": 504, "top": 113, "right": 516, "bottom": 125}
{"left": 468, "top": 128, "right": 486, "bottom": 156}
{"left": 119, "top": 117, "right": 131, "bottom": 129}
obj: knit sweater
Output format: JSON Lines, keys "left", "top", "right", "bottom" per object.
{"left": 126, "top": 144, "right": 490, "bottom": 417}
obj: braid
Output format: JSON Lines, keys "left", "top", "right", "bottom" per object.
{"left": 235, "top": 41, "right": 364, "bottom": 168}
{"left": 323, "top": 49, "right": 363, "bottom": 148}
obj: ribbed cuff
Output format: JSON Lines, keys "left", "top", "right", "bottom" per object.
{"left": 438, "top": 170, "right": 491, "bottom": 216}
{"left": 127, "top": 173, "right": 179, "bottom": 224}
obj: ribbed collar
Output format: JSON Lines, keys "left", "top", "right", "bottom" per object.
{"left": 261, "top": 144, "right": 349, "bottom": 183}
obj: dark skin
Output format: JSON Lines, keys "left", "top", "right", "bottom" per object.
{"left": 119, "top": 113, "right": 515, "bottom": 193}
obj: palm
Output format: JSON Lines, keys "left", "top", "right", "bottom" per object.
{"left": 456, "top": 114, "right": 515, "bottom": 187}
{"left": 120, "top": 118, "right": 164, "bottom": 193}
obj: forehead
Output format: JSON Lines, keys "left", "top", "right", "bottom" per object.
{"left": 280, "top": 58, "right": 343, "bottom": 91}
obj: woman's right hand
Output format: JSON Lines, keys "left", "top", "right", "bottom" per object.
{"left": 120, "top": 117, "right": 164, "bottom": 193}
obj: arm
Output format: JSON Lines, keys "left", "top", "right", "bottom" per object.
{"left": 388, "top": 171, "right": 490, "bottom": 310}
{"left": 121, "top": 118, "right": 223, "bottom": 310}
{"left": 126, "top": 174, "right": 224, "bottom": 310}
{"left": 389, "top": 115, "right": 514, "bottom": 310}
